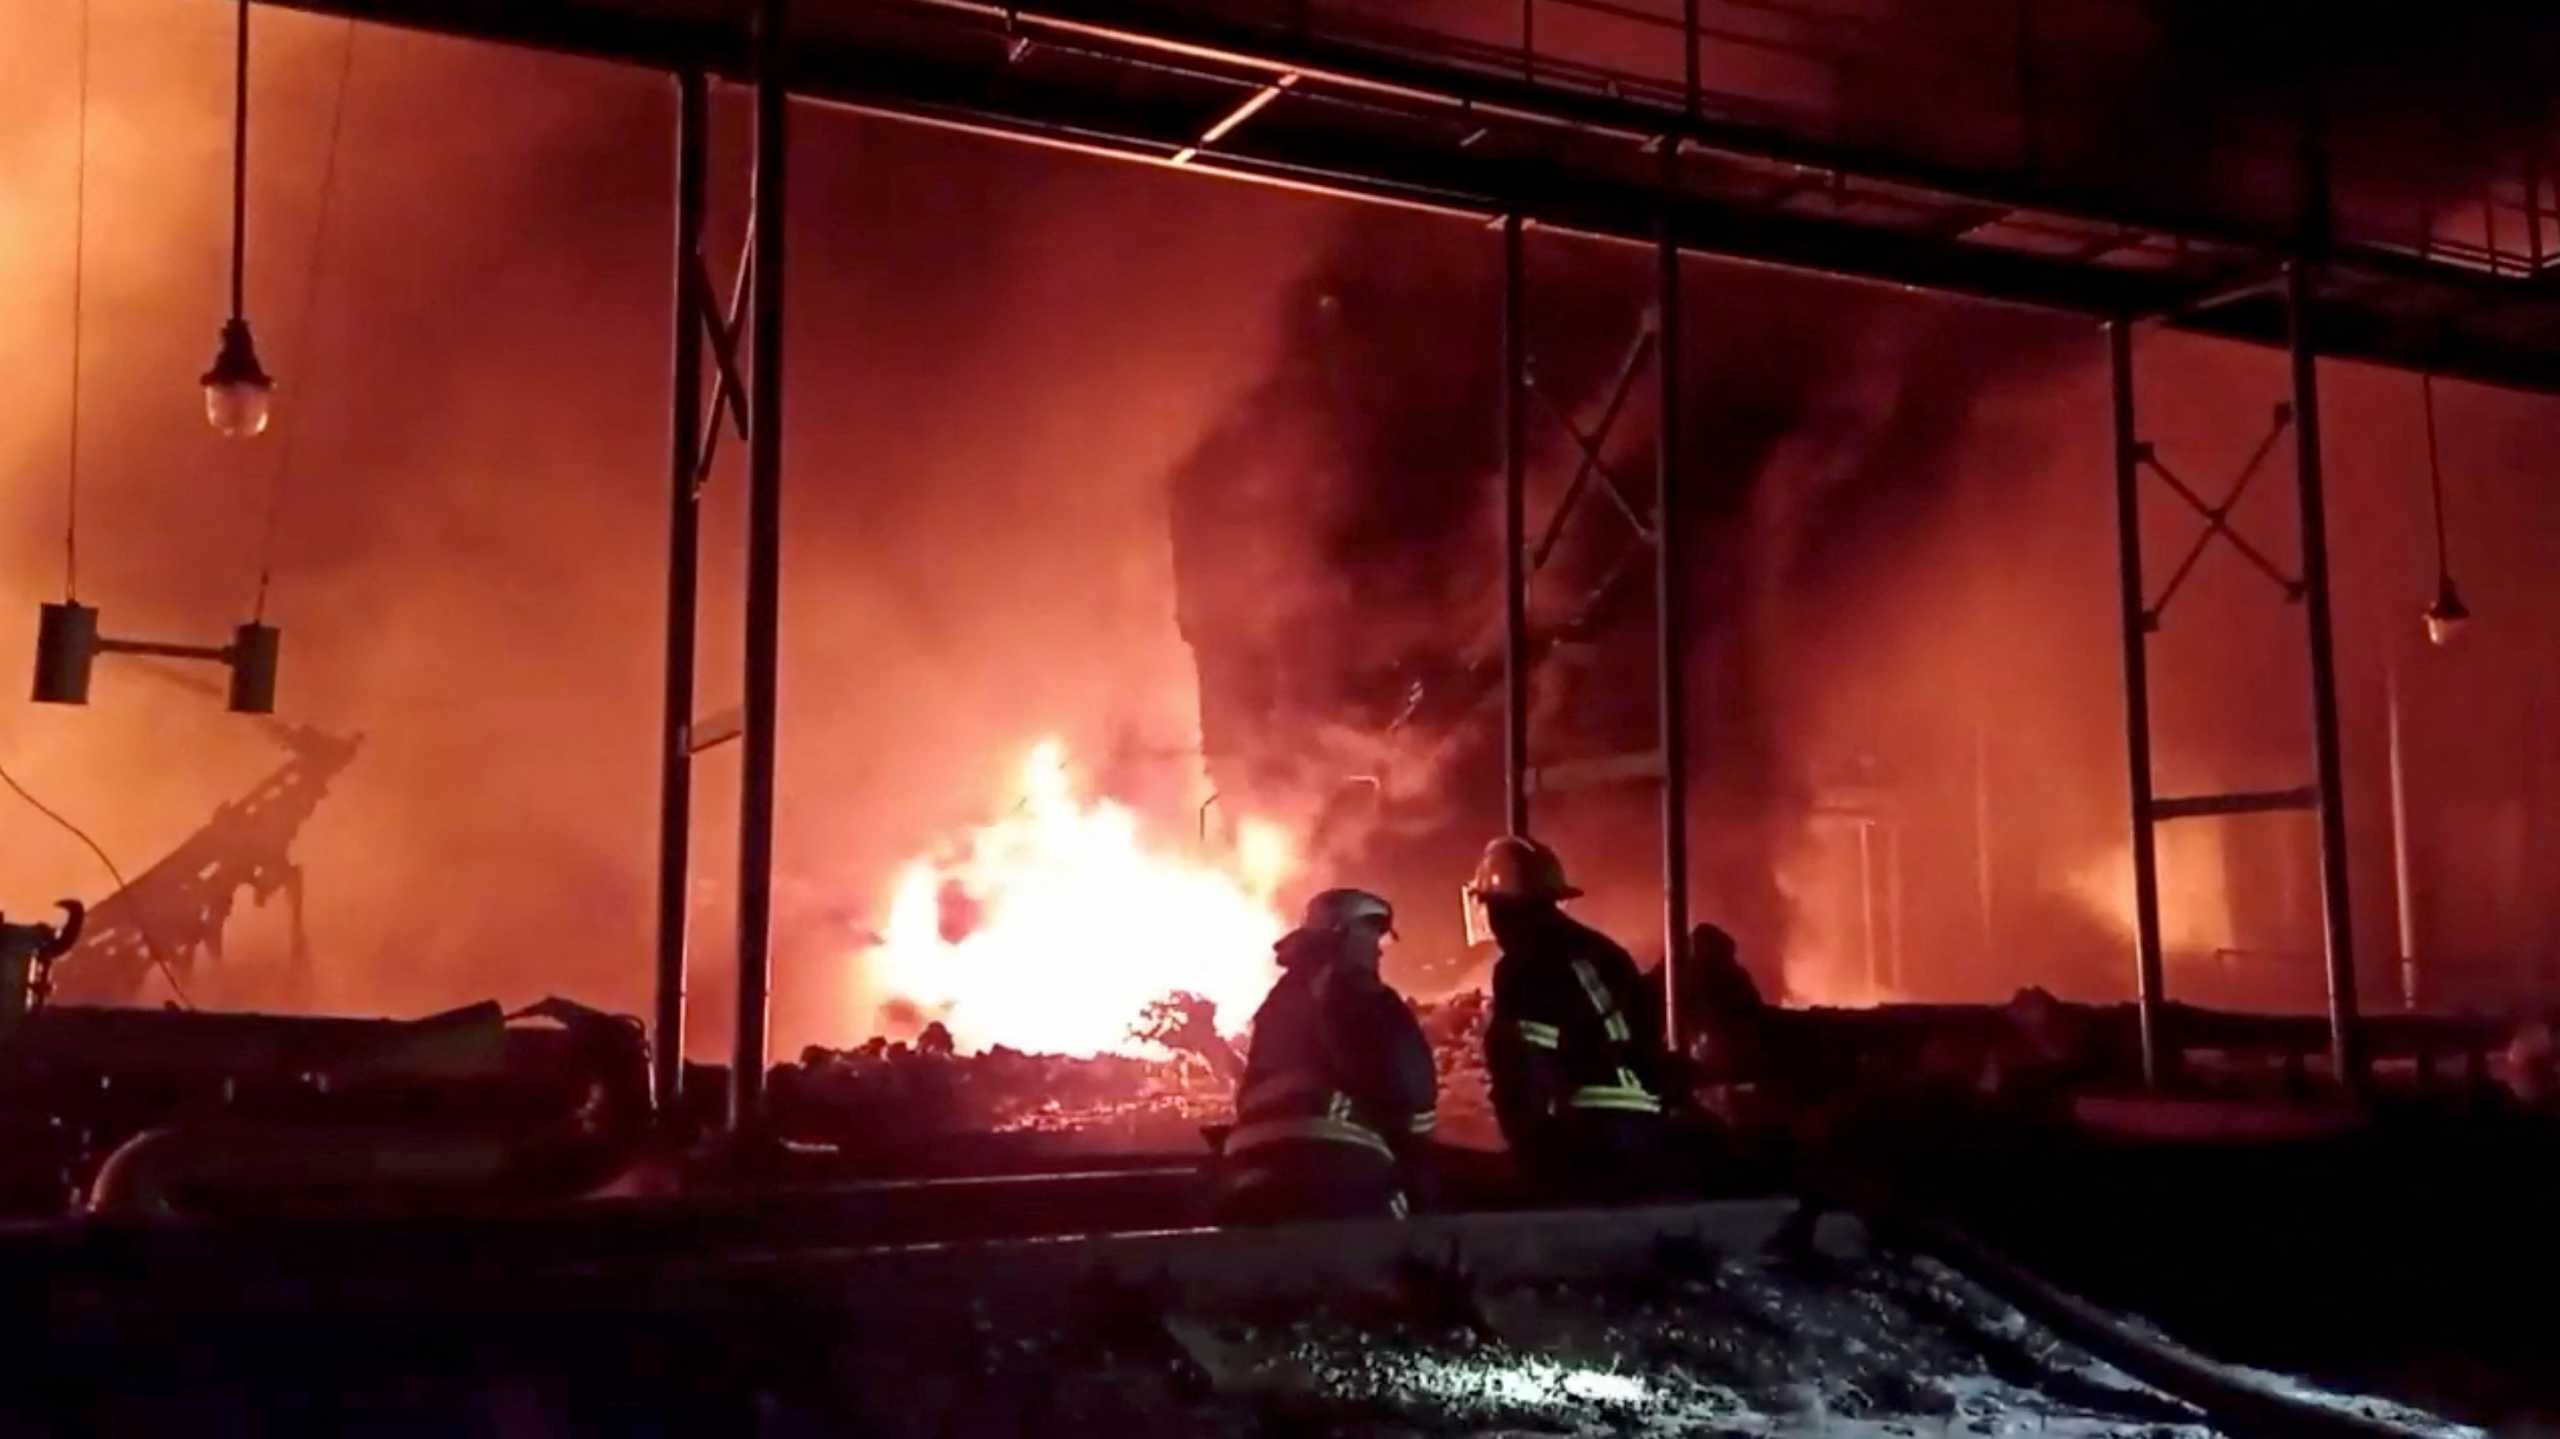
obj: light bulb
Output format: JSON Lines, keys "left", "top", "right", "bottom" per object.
{"left": 201, "top": 317, "right": 273, "bottom": 438}
{"left": 2423, "top": 574, "right": 2471, "bottom": 648}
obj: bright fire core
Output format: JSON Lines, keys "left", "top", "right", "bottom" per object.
{"left": 868, "top": 740, "right": 1296, "bottom": 1056}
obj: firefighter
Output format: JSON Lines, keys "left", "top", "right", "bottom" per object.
{"left": 1215, "top": 888, "right": 1437, "bottom": 1225}
{"left": 1471, "top": 836, "right": 1680, "bottom": 1202}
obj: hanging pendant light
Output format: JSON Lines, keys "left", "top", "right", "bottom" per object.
{"left": 202, "top": 0, "right": 271, "bottom": 437}
{"left": 2418, "top": 373, "right": 2469, "bottom": 647}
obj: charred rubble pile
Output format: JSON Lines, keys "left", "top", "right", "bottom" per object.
{"left": 766, "top": 990, "right": 1509, "bottom": 1154}
{"left": 762, "top": 969, "right": 2560, "bottom": 1161}
{"left": 768, "top": 1033, "right": 1225, "bottom": 1152}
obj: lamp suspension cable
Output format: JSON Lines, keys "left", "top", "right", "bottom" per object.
{"left": 230, "top": 0, "right": 249, "bottom": 321}
{"left": 63, "top": 0, "right": 92, "bottom": 601}
{"left": 2422, "top": 371, "right": 2450, "bottom": 583}
{"left": 202, "top": 0, "right": 272, "bottom": 437}
{"left": 253, "top": 22, "right": 358, "bottom": 622}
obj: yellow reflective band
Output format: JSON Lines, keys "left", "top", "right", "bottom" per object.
{"left": 1390, "top": 1191, "right": 1411, "bottom": 1220}
{"left": 1603, "top": 1012, "right": 1632, "bottom": 1043}
{"left": 1570, "top": 959, "right": 1617, "bottom": 1019}
{"left": 1516, "top": 1020, "right": 1562, "bottom": 1050}
{"left": 1227, "top": 1116, "right": 1395, "bottom": 1161}
{"left": 1407, "top": 1111, "right": 1438, "bottom": 1134}
{"left": 1568, "top": 1084, "right": 1663, "bottom": 1114}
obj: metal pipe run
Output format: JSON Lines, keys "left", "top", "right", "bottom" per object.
{"left": 733, "top": 0, "right": 789, "bottom": 1134}
{"left": 1654, "top": 140, "right": 1692, "bottom": 1047}
{"left": 1502, "top": 212, "right": 1531, "bottom": 838}
{"left": 654, "top": 68, "right": 707, "bottom": 1117}
{"left": 2284, "top": 260, "right": 2364, "bottom": 1091}
{"left": 2107, "top": 319, "right": 2168, "bottom": 1089}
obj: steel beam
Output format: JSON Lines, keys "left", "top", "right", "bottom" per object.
{"left": 1654, "top": 141, "right": 1692, "bottom": 1048}
{"left": 654, "top": 68, "right": 707, "bottom": 1116}
{"left": 732, "top": 0, "right": 788, "bottom": 1134}
{"left": 2146, "top": 786, "right": 2318, "bottom": 822}
{"left": 2107, "top": 319, "right": 2168, "bottom": 1089}
{"left": 1502, "top": 213, "right": 1531, "bottom": 838}
{"left": 243, "top": 0, "right": 2560, "bottom": 394}
{"left": 2284, "top": 260, "right": 2365, "bottom": 1092}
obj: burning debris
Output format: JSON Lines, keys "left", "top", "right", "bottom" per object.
{"left": 860, "top": 740, "right": 1295, "bottom": 1059}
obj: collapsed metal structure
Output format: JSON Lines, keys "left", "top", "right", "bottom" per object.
{"left": 235, "top": 0, "right": 2560, "bottom": 1121}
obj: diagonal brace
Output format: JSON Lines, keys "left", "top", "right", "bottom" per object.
{"left": 2141, "top": 404, "right": 2301, "bottom": 620}
{"left": 1530, "top": 325, "right": 1656, "bottom": 570}
{"left": 694, "top": 250, "right": 754, "bottom": 442}
{"left": 691, "top": 204, "right": 759, "bottom": 494}
{"left": 1529, "top": 378, "right": 1656, "bottom": 547}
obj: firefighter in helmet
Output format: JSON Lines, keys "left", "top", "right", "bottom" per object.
{"left": 1469, "top": 836, "right": 1677, "bottom": 1201}
{"left": 1215, "top": 888, "right": 1437, "bottom": 1224}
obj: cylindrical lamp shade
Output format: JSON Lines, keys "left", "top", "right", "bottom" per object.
{"left": 227, "top": 623, "right": 280, "bottom": 715}
{"left": 32, "top": 603, "right": 98, "bottom": 705}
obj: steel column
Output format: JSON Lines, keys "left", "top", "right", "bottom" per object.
{"left": 2386, "top": 661, "right": 2417, "bottom": 1011}
{"left": 654, "top": 69, "right": 707, "bottom": 1116}
{"left": 733, "top": 0, "right": 789, "bottom": 1133}
{"left": 1654, "top": 141, "right": 1692, "bottom": 1047}
{"left": 1502, "top": 213, "right": 1531, "bottom": 837}
{"left": 2284, "top": 260, "right": 2365, "bottom": 1090}
{"left": 2107, "top": 319, "right": 2168, "bottom": 1088}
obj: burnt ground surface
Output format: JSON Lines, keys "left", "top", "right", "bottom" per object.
{"left": 1929, "top": 1118, "right": 2560, "bottom": 1435}
{"left": 0, "top": 1229, "right": 2316, "bottom": 1437}
{"left": 0, "top": 1189, "right": 2490, "bottom": 1439}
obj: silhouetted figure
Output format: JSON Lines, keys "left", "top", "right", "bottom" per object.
{"left": 1216, "top": 889, "right": 1436, "bottom": 1224}
{"left": 1472, "top": 837, "right": 1681, "bottom": 1204}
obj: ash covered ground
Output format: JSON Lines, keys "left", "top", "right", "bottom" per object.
{"left": 822, "top": 1232, "right": 2475, "bottom": 1438}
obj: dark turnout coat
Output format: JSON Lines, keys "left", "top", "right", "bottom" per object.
{"left": 1217, "top": 933, "right": 1436, "bottom": 1221}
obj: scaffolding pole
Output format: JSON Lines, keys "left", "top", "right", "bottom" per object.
{"left": 2107, "top": 319, "right": 2168, "bottom": 1088}
{"left": 1503, "top": 213, "right": 1531, "bottom": 837}
{"left": 1655, "top": 140, "right": 1692, "bottom": 1046}
{"left": 653, "top": 68, "right": 707, "bottom": 1116}
{"left": 733, "top": 0, "right": 789, "bottom": 1134}
{"left": 2285, "top": 259, "right": 2366, "bottom": 1091}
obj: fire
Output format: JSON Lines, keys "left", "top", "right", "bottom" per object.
{"left": 2063, "top": 825, "right": 2237, "bottom": 956}
{"left": 867, "top": 739, "right": 1296, "bottom": 1056}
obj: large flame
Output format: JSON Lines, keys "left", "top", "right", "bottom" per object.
{"left": 868, "top": 739, "right": 1296, "bottom": 1056}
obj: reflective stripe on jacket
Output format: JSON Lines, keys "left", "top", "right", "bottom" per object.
{"left": 1227, "top": 957, "right": 1436, "bottom": 1172}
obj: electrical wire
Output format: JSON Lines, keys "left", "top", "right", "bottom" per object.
{"left": 64, "top": 0, "right": 91, "bottom": 601}
{"left": 2421, "top": 372, "right": 2452, "bottom": 582}
{"left": 0, "top": 759, "right": 193, "bottom": 1008}
{"left": 252, "top": 21, "right": 359, "bottom": 622}
{"left": 230, "top": 0, "right": 249, "bottom": 321}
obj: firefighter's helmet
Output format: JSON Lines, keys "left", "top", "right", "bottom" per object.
{"left": 1301, "top": 887, "right": 1396, "bottom": 935}
{"left": 1466, "top": 835, "right": 1581, "bottom": 902}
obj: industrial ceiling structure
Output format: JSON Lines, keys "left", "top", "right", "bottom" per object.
{"left": 259, "top": 0, "right": 2560, "bottom": 390}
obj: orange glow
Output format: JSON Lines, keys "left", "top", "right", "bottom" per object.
{"left": 866, "top": 739, "right": 1295, "bottom": 1056}
{"left": 2064, "top": 825, "right": 2235, "bottom": 956}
